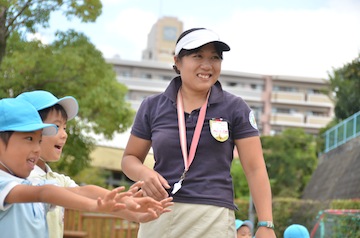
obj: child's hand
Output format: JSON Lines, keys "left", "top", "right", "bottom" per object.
{"left": 115, "top": 181, "right": 164, "bottom": 212}
{"left": 128, "top": 181, "right": 144, "bottom": 197}
{"left": 95, "top": 187, "right": 127, "bottom": 212}
{"left": 113, "top": 186, "right": 135, "bottom": 203}
{"left": 137, "top": 197, "right": 174, "bottom": 223}
{"left": 121, "top": 196, "right": 164, "bottom": 213}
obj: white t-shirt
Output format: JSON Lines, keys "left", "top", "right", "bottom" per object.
{"left": 28, "top": 164, "right": 78, "bottom": 238}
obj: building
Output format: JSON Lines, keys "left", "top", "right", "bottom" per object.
{"left": 108, "top": 58, "right": 333, "bottom": 136}
{"left": 142, "top": 16, "right": 183, "bottom": 63}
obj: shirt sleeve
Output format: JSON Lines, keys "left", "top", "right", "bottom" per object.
{"left": 0, "top": 179, "right": 20, "bottom": 210}
{"left": 131, "top": 97, "right": 152, "bottom": 140}
{"left": 231, "top": 97, "right": 259, "bottom": 139}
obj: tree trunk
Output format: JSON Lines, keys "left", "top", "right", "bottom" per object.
{"left": 0, "top": 6, "right": 8, "bottom": 65}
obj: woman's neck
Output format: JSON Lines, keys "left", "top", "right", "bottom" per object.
{"left": 180, "top": 87, "right": 209, "bottom": 113}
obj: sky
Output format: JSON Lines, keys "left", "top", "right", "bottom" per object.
{"left": 37, "top": 0, "right": 360, "bottom": 79}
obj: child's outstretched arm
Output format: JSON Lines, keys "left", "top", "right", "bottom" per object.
{"left": 5, "top": 184, "right": 126, "bottom": 213}
{"left": 111, "top": 196, "right": 174, "bottom": 223}
{"left": 66, "top": 181, "right": 165, "bottom": 213}
{"left": 66, "top": 181, "right": 144, "bottom": 200}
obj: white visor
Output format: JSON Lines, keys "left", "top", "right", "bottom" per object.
{"left": 175, "top": 29, "right": 230, "bottom": 56}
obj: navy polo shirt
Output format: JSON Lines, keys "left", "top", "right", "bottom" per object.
{"left": 131, "top": 76, "right": 259, "bottom": 210}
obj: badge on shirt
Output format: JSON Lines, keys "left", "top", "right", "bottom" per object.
{"left": 249, "top": 111, "right": 258, "bottom": 130}
{"left": 209, "top": 118, "right": 229, "bottom": 142}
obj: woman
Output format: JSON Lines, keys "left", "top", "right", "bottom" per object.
{"left": 121, "top": 28, "right": 276, "bottom": 238}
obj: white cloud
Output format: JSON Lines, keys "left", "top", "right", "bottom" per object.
{"left": 27, "top": 32, "right": 50, "bottom": 44}
{"left": 211, "top": 7, "right": 360, "bottom": 77}
{"left": 98, "top": 8, "right": 157, "bottom": 59}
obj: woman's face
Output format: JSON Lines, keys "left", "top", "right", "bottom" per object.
{"left": 175, "top": 43, "right": 222, "bottom": 93}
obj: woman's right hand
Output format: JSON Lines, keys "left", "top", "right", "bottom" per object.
{"left": 140, "top": 168, "right": 171, "bottom": 201}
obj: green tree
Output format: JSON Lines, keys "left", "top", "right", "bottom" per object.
{"left": 327, "top": 54, "right": 360, "bottom": 120}
{"left": 231, "top": 159, "right": 250, "bottom": 199}
{"left": 0, "top": 0, "right": 102, "bottom": 64}
{"left": 261, "top": 128, "right": 318, "bottom": 198}
{"left": 0, "top": 31, "right": 134, "bottom": 176}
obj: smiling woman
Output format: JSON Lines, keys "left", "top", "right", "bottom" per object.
{"left": 121, "top": 27, "right": 276, "bottom": 238}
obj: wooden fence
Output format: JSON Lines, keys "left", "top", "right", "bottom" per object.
{"left": 63, "top": 209, "right": 139, "bottom": 238}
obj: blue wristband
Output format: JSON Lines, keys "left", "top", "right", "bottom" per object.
{"left": 257, "top": 221, "right": 275, "bottom": 229}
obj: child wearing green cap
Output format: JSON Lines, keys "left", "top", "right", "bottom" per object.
{"left": 16, "top": 90, "right": 173, "bottom": 238}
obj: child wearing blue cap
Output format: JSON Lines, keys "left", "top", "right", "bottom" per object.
{"left": 284, "top": 224, "right": 310, "bottom": 238}
{"left": 236, "top": 219, "right": 253, "bottom": 238}
{"left": 0, "top": 98, "right": 130, "bottom": 238}
{"left": 16, "top": 90, "right": 173, "bottom": 238}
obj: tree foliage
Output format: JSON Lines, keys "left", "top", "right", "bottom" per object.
{"left": 0, "top": 31, "right": 134, "bottom": 175}
{"left": 231, "top": 159, "right": 250, "bottom": 199}
{"left": 0, "top": 0, "right": 102, "bottom": 64}
{"left": 327, "top": 54, "right": 360, "bottom": 120}
{"left": 261, "top": 128, "right": 318, "bottom": 198}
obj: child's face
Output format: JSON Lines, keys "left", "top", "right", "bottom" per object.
{"left": 0, "top": 131, "right": 42, "bottom": 178}
{"left": 237, "top": 225, "right": 252, "bottom": 238}
{"left": 40, "top": 110, "right": 68, "bottom": 162}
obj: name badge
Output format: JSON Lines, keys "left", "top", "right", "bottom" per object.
{"left": 209, "top": 118, "right": 229, "bottom": 142}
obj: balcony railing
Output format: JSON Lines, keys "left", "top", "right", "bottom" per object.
{"left": 323, "top": 111, "right": 360, "bottom": 153}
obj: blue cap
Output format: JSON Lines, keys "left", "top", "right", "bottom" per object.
{"left": 0, "top": 98, "right": 57, "bottom": 135}
{"left": 235, "top": 219, "right": 253, "bottom": 231}
{"left": 284, "top": 224, "right": 310, "bottom": 238}
{"left": 17, "top": 90, "right": 78, "bottom": 120}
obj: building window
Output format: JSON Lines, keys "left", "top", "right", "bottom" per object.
{"left": 160, "top": 75, "right": 172, "bottom": 81}
{"left": 163, "top": 26, "right": 177, "bottom": 41}
{"left": 273, "top": 86, "right": 298, "bottom": 92}
{"left": 120, "top": 71, "right": 131, "bottom": 78}
{"left": 307, "top": 111, "right": 326, "bottom": 117}
{"left": 307, "top": 89, "right": 322, "bottom": 94}
{"left": 141, "top": 73, "right": 152, "bottom": 79}
{"left": 272, "top": 108, "right": 291, "bottom": 114}
{"left": 227, "top": 82, "right": 237, "bottom": 87}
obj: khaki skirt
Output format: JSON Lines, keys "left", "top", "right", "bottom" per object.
{"left": 138, "top": 202, "right": 236, "bottom": 238}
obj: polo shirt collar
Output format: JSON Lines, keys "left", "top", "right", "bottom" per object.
{"left": 164, "top": 76, "right": 224, "bottom": 105}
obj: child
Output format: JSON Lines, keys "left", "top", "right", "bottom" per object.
{"left": 16, "top": 90, "right": 173, "bottom": 238}
{"left": 284, "top": 224, "right": 310, "bottom": 238}
{"left": 236, "top": 219, "right": 253, "bottom": 238}
{"left": 0, "top": 98, "right": 128, "bottom": 238}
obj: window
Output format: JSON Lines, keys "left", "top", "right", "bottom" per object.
{"left": 120, "top": 71, "right": 131, "bottom": 78}
{"left": 140, "top": 73, "right": 152, "bottom": 79}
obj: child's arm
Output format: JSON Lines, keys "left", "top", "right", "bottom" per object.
{"left": 67, "top": 181, "right": 165, "bottom": 213}
{"left": 5, "top": 184, "right": 126, "bottom": 213}
{"left": 111, "top": 197, "right": 174, "bottom": 223}
{"left": 69, "top": 181, "right": 143, "bottom": 199}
